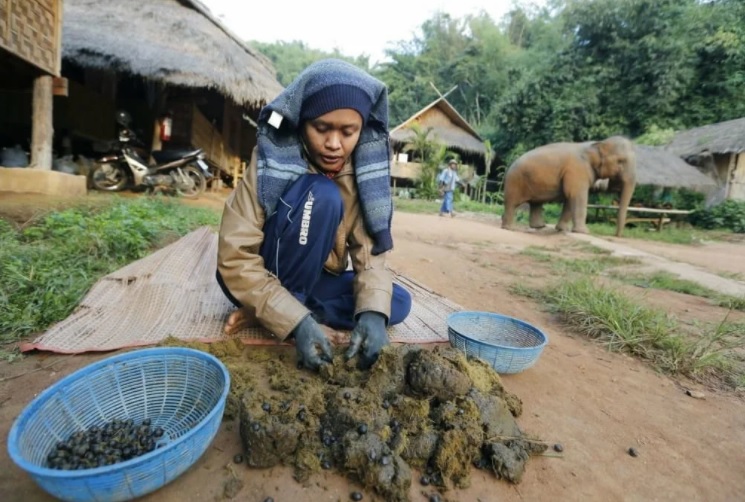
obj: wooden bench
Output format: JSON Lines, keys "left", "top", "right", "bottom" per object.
{"left": 587, "top": 205, "right": 693, "bottom": 231}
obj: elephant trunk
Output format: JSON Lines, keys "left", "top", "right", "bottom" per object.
{"left": 615, "top": 175, "right": 636, "bottom": 237}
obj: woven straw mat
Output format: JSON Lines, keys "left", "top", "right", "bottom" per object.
{"left": 22, "top": 227, "right": 461, "bottom": 354}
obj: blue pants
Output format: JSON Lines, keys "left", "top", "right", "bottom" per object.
{"left": 217, "top": 174, "right": 412, "bottom": 330}
{"left": 440, "top": 190, "right": 454, "bottom": 214}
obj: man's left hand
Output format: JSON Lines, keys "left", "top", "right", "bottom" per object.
{"left": 345, "top": 311, "right": 389, "bottom": 369}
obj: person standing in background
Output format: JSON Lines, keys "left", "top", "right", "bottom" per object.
{"left": 438, "top": 159, "right": 460, "bottom": 217}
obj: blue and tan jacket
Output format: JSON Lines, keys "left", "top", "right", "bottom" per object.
{"left": 217, "top": 148, "right": 393, "bottom": 340}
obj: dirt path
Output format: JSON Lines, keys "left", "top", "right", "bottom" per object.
{"left": 2, "top": 208, "right": 745, "bottom": 502}
{"left": 387, "top": 213, "right": 745, "bottom": 502}
{"left": 569, "top": 233, "right": 745, "bottom": 297}
{"left": 606, "top": 238, "right": 745, "bottom": 278}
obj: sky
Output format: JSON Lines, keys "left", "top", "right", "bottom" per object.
{"left": 201, "top": 0, "right": 543, "bottom": 65}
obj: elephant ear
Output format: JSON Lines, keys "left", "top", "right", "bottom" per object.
{"left": 592, "top": 140, "right": 620, "bottom": 179}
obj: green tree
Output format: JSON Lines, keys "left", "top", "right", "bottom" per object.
{"left": 251, "top": 1, "right": 745, "bottom": 165}
{"left": 375, "top": 48, "right": 439, "bottom": 126}
{"left": 634, "top": 125, "right": 676, "bottom": 146}
{"left": 376, "top": 11, "right": 516, "bottom": 127}
{"left": 490, "top": 0, "right": 745, "bottom": 159}
{"left": 563, "top": 0, "right": 695, "bottom": 134}
{"left": 403, "top": 124, "right": 451, "bottom": 200}
{"left": 679, "top": 0, "right": 745, "bottom": 124}
{"left": 250, "top": 40, "right": 370, "bottom": 86}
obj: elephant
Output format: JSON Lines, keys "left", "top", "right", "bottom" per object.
{"left": 501, "top": 136, "right": 637, "bottom": 237}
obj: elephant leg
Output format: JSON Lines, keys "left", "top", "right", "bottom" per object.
{"left": 570, "top": 190, "right": 590, "bottom": 234}
{"left": 555, "top": 202, "right": 572, "bottom": 232}
{"left": 501, "top": 202, "right": 517, "bottom": 229}
{"left": 529, "top": 203, "right": 546, "bottom": 229}
{"left": 501, "top": 190, "right": 519, "bottom": 230}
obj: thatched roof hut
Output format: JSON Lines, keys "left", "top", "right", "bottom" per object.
{"left": 634, "top": 145, "right": 716, "bottom": 189}
{"left": 667, "top": 117, "right": 745, "bottom": 157}
{"left": 62, "top": 0, "right": 283, "bottom": 106}
{"left": 664, "top": 118, "right": 745, "bottom": 203}
{"left": 390, "top": 97, "right": 486, "bottom": 159}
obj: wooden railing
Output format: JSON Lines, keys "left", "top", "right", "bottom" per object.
{"left": 587, "top": 204, "right": 693, "bottom": 231}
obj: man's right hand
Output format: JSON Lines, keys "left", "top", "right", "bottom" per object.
{"left": 292, "top": 315, "right": 333, "bottom": 371}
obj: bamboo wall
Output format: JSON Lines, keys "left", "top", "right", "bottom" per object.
{"left": 0, "top": 0, "right": 62, "bottom": 75}
{"left": 191, "top": 105, "right": 241, "bottom": 176}
{"left": 392, "top": 160, "right": 422, "bottom": 180}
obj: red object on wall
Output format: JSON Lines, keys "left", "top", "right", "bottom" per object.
{"left": 159, "top": 115, "right": 173, "bottom": 142}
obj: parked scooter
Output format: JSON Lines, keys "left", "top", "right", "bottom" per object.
{"left": 91, "top": 111, "right": 211, "bottom": 198}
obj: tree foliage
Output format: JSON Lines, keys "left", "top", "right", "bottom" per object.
{"left": 493, "top": 0, "right": 745, "bottom": 159}
{"left": 250, "top": 40, "right": 371, "bottom": 86}
{"left": 405, "top": 124, "right": 452, "bottom": 200}
{"left": 251, "top": 0, "right": 745, "bottom": 164}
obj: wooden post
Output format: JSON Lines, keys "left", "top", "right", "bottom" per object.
{"left": 151, "top": 119, "right": 163, "bottom": 153}
{"left": 30, "top": 75, "right": 54, "bottom": 170}
{"left": 725, "top": 153, "right": 736, "bottom": 200}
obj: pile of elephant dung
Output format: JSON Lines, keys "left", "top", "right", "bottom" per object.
{"left": 238, "top": 344, "right": 546, "bottom": 501}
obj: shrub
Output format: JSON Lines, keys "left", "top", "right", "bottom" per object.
{"left": 689, "top": 200, "right": 745, "bottom": 233}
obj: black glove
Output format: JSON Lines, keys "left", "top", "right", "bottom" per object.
{"left": 345, "top": 311, "right": 389, "bottom": 370}
{"left": 292, "top": 315, "right": 333, "bottom": 371}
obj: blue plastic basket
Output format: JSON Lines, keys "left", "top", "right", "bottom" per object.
{"left": 7, "top": 347, "right": 230, "bottom": 502}
{"left": 447, "top": 311, "right": 548, "bottom": 374}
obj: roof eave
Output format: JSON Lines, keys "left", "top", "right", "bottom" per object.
{"left": 391, "top": 96, "right": 483, "bottom": 141}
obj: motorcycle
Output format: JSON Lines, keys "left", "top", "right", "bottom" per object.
{"left": 91, "top": 115, "right": 211, "bottom": 198}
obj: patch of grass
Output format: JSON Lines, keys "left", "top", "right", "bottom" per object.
{"left": 552, "top": 256, "right": 641, "bottom": 275}
{"left": 0, "top": 196, "right": 220, "bottom": 343}
{"left": 527, "top": 245, "right": 560, "bottom": 252}
{"left": 717, "top": 271, "right": 745, "bottom": 282}
{"left": 508, "top": 283, "right": 546, "bottom": 301}
{"left": 393, "top": 198, "right": 440, "bottom": 214}
{"left": 675, "top": 318, "right": 745, "bottom": 379}
{"left": 538, "top": 278, "right": 745, "bottom": 386}
{"left": 0, "top": 347, "right": 24, "bottom": 363}
{"left": 501, "top": 268, "right": 519, "bottom": 276}
{"left": 393, "top": 197, "right": 504, "bottom": 216}
{"left": 513, "top": 203, "right": 563, "bottom": 224}
{"left": 587, "top": 223, "right": 730, "bottom": 244}
{"left": 546, "top": 278, "right": 675, "bottom": 356}
{"left": 619, "top": 271, "right": 717, "bottom": 297}
{"left": 518, "top": 247, "right": 554, "bottom": 262}
{"left": 456, "top": 199, "right": 504, "bottom": 215}
{"left": 519, "top": 246, "right": 640, "bottom": 275}
{"left": 613, "top": 271, "right": 745, "bottom": 312}
{"left": 570, "top": 241, "right": 612, "bottom": 255}
{"left": 718, "top": 296, "right": 745, "bottom": 312}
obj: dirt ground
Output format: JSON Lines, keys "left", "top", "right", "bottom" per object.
{"left": 2, "top": 192, "right": 745, "bottom": 501}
